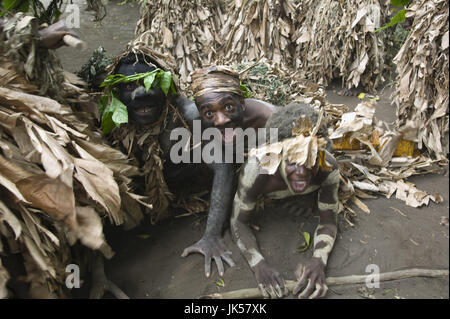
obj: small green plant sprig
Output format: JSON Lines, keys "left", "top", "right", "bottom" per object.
{"left": 240, "top": 81, "right": 253, "bottom": 99}
{"left": 375, "top": 0, "right": 412, "bottom": 33}
{"left": 98, "top": 69, "right": 176, "bottom": 135}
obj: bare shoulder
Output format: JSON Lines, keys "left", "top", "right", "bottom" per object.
{"left": 244, "top": 98, "right": 276, "bottom": 111}
{"left": 243, "top": 98, "right": 275, "bottom": 129}
{"left": 173, "top": 95, "right": 200, "bottom": 124}
{"left": 317, "top": 150, "right": 340, "bottom": 185}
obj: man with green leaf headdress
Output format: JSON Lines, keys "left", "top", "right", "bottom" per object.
{"left": 98, "top": 37, "right": 204, "bottom": 224}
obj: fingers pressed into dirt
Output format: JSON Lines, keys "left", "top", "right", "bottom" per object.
{"left": 298, "top": 279, "right": 314, "bottom": 299}
{"left": 222, "top": 253, "right": 235, "bottom": 268}
{"left": 205, "top": 254, "right": 212, "bottom": 277}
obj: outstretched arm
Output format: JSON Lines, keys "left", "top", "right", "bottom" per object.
{"left": 231, "top": 162, "right": 287, "bottom": 298}
{"left": 181, "top": 162, "right": 236, "bottom": 277}
{"left": 294, "top": 168, "right": 340, "bottom": 299}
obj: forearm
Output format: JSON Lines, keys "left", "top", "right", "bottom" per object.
{"left": 230, "top": 161, "right": 266, "bottom": 269}
{"left": 314, "top": 169, "right": 339, "bottom": 266}
{"left": 312, "top": 209, "right": 337, "bottom": 266}
{"left": 231, "top": 202, "right": 264, "bottom": 269}
{"left": 203, "top": 163, "right": 235, "bottom": 237}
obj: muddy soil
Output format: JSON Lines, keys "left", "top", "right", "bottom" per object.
{"left": 58, "top": 1, "right": 449, "bottom": 299}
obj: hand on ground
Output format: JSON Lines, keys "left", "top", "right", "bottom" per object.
{"left": 181, "top": 236, "right": 235, "bottom": 277}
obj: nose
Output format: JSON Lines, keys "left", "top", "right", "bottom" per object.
{"left": 131, "top": 85, "right": 146, "bottom": 101}
{"left": 214, "top": 111, "right": 231, "bottom": 127}
{"left": 295, "top": 165, "right": 307, "bottom": 175}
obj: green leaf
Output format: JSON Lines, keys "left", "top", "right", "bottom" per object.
{"left": 97, "top": 95, "right": 109, "bottom": 116}
{"left": 358, "top": 92, "right": 366, "bottom": 100}
{"left": 160, "top": 71, "right": 172, "bottom": 96}
{"left": 375, "top": 9, "right": 406, "bottom": 33}
{"left": 111, "top": 101, "right": 128, "bottom": 124}
{"left": 101, "top": 94, "right": 128, "bottom": 135}
{"left": 100, "top": 74, "right": 127, "bottom": 87}
{"left": 2, "top": 0, "right": 23, "bottom": 10}
{"left": 101, "top": 111, "right": 115, "bottom": 136}
{"left": 240, "top": 82, "right": 253, "bottom": 98}
{"left": 144, "top": 72, "right": 156, "bottom": 93}
{"left": 170, "top": 80, "right": 177, "bottom": 94}
{"left": 137, "top": 234, "right": 150, "bottom": 239}
{"left": 216, "top": 279, "right": 225, "bottom": 288}
{"left": 296, "top": 232, "right": 311, "bottom": 253}
{"left": 383, "top": 289, "right": 393, "bottom": 295}
{"left": 390, "top": 0, "right": 410, "bottom": 7}
{"left": 100, "top": 70, "right": 162, "bottom": 89}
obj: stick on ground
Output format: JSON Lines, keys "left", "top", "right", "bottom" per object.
{"left": 200, "top": 268, "right": 449, "bottom": 299}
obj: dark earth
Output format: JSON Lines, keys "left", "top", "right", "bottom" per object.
{"left": 57, "top": 1, "right": 449, "bottom": 299}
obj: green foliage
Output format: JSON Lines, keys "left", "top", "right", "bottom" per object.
{"left": 1, "top": 0, "right": 64, "bottom": 24}
{"left": 375, "top": 0, "right": 411, "bottom": 33}
{"left": 1, "top": 0, "right": 30, "bottom": 16}
{"left": 295, "top": 232, "right": 312, "bottom": 253}
{"left": 100, "top": 69, "right": 176, "bottom": 95}
{"left": 77, "top": 47, "right": 112, "bottom": 90}
{"left": 100, "top": 93, "right": 128, "bottom": 135}
{"left": 390, "top": 0, "right": 410, "bottom": 6}
{"left": 376, "top": 9, "right": 406, "bottom": 33}
{"left": 239, "top": 63, "right": 291, "bottom": 105}
{"left": 98, "top": 69, "right": 176, "bottom": 135}
{"left": 240, "top": 82, "right": 253, "bottom": 98}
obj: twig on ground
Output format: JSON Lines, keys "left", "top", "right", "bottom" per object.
{"left": 200, "top": 268, "right": 449, "bottom": 299}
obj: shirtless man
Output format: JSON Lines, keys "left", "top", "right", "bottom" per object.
{"left": 231, "top": 103, "right": 340, "bottom": 299}
{"left": 181, "top": 66, "right": 276, "bottom": 278}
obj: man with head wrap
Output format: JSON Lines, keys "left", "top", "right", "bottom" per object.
{"left": 180, "top": 65, "right": 276, "bottom": 278}
{"left": 191, "top": 66, "right": 275, "bottom": 144}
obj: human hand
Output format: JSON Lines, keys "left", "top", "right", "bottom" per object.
{"left": 38, "top": 20, "right": 78, "bottom": 49}
{"left": 181, "top": 236, "right": 235, "bottom": 277}
{"left": 252, "top": 260, "right": 288, "bottom": 298}
{"left": 293, "top": 257, "right": 328, "bottom": 299}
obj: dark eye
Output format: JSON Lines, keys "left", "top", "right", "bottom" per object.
{"left": 205, "top": 110, "right": 214, "bottom": 118}
{"left": 123, "top": 82, "right": 137, "bottom": 91}
{"left": 225, "top": 104, "right": 234, "bottom": 111}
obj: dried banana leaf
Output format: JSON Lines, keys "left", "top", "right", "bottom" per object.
{"left": 393, "top": 0, "right": 449, "bottom": 160}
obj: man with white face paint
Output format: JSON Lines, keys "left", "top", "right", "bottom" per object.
{"left": 231, "top": 103, "right": 340, "bottom": 299}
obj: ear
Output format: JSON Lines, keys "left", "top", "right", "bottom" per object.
{"left": 240, "top": 97, "right": 246, "bottom": 111}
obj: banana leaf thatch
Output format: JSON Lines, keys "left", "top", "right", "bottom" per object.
{"left": 393, "top": 0, "right": 449, "bottom": 161}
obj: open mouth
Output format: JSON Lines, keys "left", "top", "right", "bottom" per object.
{"left": 219, "top": 127, "right": 237, "bottom": 144}
{"left": 134, "top": 105, "right": 159, "bottom": 115}
{"left": 291, "top": 181, "right": 308, "bottom": 192}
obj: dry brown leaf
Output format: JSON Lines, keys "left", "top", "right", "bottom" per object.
{"left": 72, "top": 206, "right": 105, "bottom": 250}
{"left": 0, "top": 200, "right": 22, "bottom": 240}
{"left": 74, "top": 158, "right": 122, "bottom": 225}
{"left": 0, "top": 259, "right": 10, "bottom": 299}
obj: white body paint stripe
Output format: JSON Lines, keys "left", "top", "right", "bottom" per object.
{"left": 248, "top": 248, "right": 265, "bottom": 268}
{"left": 318, "top": 201, "right": 339, "bottom": 211}
{"left": 322, "top": 169, "right": 340, "bottom": 185}
{"left": 313, "top": 234, "right": 334, "bottom": 265}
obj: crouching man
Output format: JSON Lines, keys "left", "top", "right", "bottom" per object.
{"left": 231, "top": 103, "right": 340, "bottom": 299}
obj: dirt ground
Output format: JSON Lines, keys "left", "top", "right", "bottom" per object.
{"left": 58, "top": 1, "right": 449, "bottom": 299}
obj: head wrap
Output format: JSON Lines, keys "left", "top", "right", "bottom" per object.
{"left": 191, "top": 65, "right": 242, "bottom": 99}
